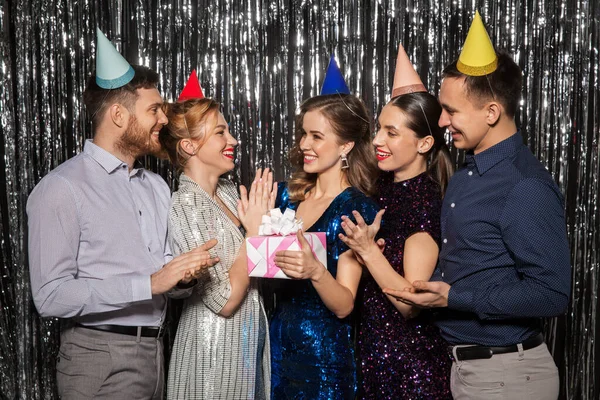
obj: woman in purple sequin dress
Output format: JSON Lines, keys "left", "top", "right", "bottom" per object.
{"left": 339, "top": 92, "right": 454, "bottom": 399}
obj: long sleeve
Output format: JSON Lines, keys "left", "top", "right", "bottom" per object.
{"left": 167, "top": 179, "right": 243, "bottom": 314}
{"left": 27, "top": 174, "right": 152, "bottom": 318}
{"left": 448, "top": 178, "right": 571, "bottom": 320}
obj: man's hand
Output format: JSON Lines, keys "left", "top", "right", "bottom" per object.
{"left": 151, "top": 239, "right": 219, "bottom": 295}
{"left": 382, "top": 280, "right": 451, "bottom": 308}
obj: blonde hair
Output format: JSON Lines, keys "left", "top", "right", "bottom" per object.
{"left": 159, "top": 98, "right": 220, "bottom": 170}
{"left": 288, "top": 94, "right": 378, "bottom": 202}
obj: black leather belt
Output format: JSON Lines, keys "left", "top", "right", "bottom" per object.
{"left": 76, "top": 323, "right": 164, "bottom": 338}
{"left": 450, "top": 333, "right": 544, "bottom": 361}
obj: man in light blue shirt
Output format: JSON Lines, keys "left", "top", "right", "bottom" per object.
{"left": 27, "top": 65, "right": 218, "bottom": 399}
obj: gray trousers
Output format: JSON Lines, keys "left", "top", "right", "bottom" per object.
{"left": 450, "top": 342, "right": 559, "bottom": 399}
{"left": 57, "top": 326, "right": 164, "bottom": 400}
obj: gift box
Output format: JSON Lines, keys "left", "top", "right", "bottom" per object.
{"left": 246, "top": 208, "right": 327, "bottom": 279}
{"left": 246, "top": 232, "right": 327, "bottom": 279}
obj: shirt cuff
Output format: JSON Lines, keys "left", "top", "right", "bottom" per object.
{"left": 131, "top": 275, "right": 153, "bottom": 302}
{"left": 447, "top": 285, "right": 475, "bottom": 313}
{"left": 176, "top": 279, "right": 197, "bottom": 289}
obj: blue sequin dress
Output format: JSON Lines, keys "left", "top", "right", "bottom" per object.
{"left": 270, "top": 183, "right": 379, "bottom": 400}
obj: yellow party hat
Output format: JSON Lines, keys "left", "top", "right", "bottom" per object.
{"left": 391, "top": 43, "right": 427, "bottom": 98}
{"left": 457, "top": 11, "right": 497, "bottom": 76}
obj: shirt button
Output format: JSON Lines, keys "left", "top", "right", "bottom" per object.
{"left": 468, "top": 171, "right": 473, "bottom": 176}
{"left": 451, "top": 203, "right": 455, "bottom": 208}
{"left": 443, "top": 238, "right": 447, "bottom": 243}
{"left": 139, "top": 210, "right": 142, "bottom": 216}
{"left": 148, "top": 247, "right": 151, "bottom": 252}
{"left": 441, "top": 272, "right": 445, "bottom": 278}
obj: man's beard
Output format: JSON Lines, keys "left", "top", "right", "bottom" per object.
{"left": 115, "top": 115, "right": 164, "bottom": 160}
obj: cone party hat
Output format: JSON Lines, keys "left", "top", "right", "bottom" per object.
{"left": 391, "top": 43, "right": 427, "bottom": 98}
{"left": 457, "top": 11, "right": 498, "bottom": 76}
{"left": 178, "top": 70, "right": 205, "bottom": 101}
{"left": 95, "top": 28, "right": 135, "bottom": 89}
{"left": 320, "top": 55, "right": 350, "bottom": 95}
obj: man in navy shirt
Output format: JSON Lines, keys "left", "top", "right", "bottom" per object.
{"left": 385, "top": 14, "right": 571, "bottom": 400}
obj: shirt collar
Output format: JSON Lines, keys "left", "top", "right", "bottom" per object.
{"left": 84, "top": 139, "right": 146, "bottom": 179}
{"left": 470, "top": 131, "right": 523, "bottom": 175}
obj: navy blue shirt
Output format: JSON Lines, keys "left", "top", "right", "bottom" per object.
{"left": 432, "top": 132, "right": 571, "bottom": 346}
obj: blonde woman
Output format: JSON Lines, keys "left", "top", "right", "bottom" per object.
{"left": 159, "top": 98, "right": 275, "bottom": 399}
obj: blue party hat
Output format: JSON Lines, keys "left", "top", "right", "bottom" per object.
{"left": 320, "top": 55, "right": 350, "bottom": 95}
{"left": 95, "top": 28, "right": 135, "bottom": 89}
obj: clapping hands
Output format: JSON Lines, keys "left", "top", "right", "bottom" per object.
{"left": 237, "top": 168, "right": 277, "bottom": 236}
{"left": 338, "top": 209, "right": 386, "bottom": 259}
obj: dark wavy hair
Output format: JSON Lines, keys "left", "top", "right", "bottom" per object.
{"left": 387, "top": 92, "right": 454, "bottom": 196}
{"left": 288, "top": 94, "right": 379, "bottom": 202}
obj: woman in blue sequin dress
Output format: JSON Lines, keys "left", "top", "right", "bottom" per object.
{"left": 269, "top": 94, "right": 380, "bottom": 399}
{"left": 339, "top": 92, "right": 454, "bottom": 399}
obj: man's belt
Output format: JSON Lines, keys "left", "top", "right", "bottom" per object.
{"left": 76, "top": 323, "right": 164, "bottom": 338}
{"left": 450, "top": 333, "right": 544, "bottom": 361}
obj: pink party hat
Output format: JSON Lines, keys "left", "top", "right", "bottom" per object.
{"left": 391, "top": 44, "right": 427, "bottom": 98}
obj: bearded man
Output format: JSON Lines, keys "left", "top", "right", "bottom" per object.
{"left": 27, "top": 37, "right": 218, "bottom": 399}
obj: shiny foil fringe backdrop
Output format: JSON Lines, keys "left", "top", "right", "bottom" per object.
{"left": 0, "top": 0, "right": 598, "bottom": 398}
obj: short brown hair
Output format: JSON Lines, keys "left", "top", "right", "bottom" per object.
{"left": 442, "top": 52, "right": 522, "bottom": 118}
{"left": 83, "top": 65, "right": 160, "bottom": 132}
{"left": 288, "top": 94, "right": 378, "bottom": 201}
{"left": 159, "top": 98, "right": 221, "bottom": 171}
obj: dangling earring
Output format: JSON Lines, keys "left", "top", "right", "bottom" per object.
{"left": 340, "top": 153, "right": 349, "bottom": 169}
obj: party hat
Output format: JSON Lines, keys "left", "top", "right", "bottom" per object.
{"left": 95, "top": 28, "right": 135, "bottom": 89}
{"left": 457, "top": 11, "right": 497, "bottom": 76}
{"left": 320, "top": 55, "right": 350, "bottom": 95}
{"left": 391, "top": 43, "right": 427, "bottom": 98}
{"left": 178, "top": 70, "right": 205, "bottom": 101}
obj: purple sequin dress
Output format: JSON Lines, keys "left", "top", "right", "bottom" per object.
{"left": 358, "top": 172, "right": 452, "bottom": 399}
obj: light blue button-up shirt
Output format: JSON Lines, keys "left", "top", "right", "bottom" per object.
{"left": 27, "top": 140, "right": 172, "bottom": 327}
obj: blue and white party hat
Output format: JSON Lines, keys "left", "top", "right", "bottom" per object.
{"left": 320, "top": 55, "right": 350, "bottom": 95}
{"left": 95, "top": 28, "right": 135, "bottom": 89}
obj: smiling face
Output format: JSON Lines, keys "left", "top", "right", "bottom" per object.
{"left": 188, "top": 111, "right": 238, "bottom": 175}
{"left": 116, "top": 87, "right": 168, "bottom": 158}
{"left": 438, "top": 76, "right": 492, "bottom": 153}
{"left": 373, "top": 103, "right": 429, "bottom": 179}
{"left": 299, "top": 109, "right": 349, "bottom": 175}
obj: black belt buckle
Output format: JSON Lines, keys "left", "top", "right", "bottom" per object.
{"left": 138, "top": 326, "right": 163, "bottom": 338}
{"left": 453, "top": 345, "right": 494, "bottom": 361}
{"left": 450, "top": 333, "right": 544, "bottom": 361}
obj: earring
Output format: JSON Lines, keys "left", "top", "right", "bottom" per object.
{"left": 340, "top": 153, "right": 349, "bottom": 169}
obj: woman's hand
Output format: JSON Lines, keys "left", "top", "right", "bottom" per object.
{"left": 237, "top": 168, "right": 277, "bottom": 236}
{"left": 274, "top": 230, "right": 327, "bottom": 281}
{"left": 338, "top": 209, "right": 385, "bottom": 257}
{"left": 354, "top": 238, "right": 386, "bottom": 266}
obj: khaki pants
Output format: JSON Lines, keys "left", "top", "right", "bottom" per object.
{"left": 57, "top": 326, "right": 164, "bottom": 400}
{"left": 450, "top": 342, "right": 559, "bottom": 400}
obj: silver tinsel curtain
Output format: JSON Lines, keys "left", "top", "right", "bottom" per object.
{"left": 0, "top": 0, "right": 598, "bottom": 399}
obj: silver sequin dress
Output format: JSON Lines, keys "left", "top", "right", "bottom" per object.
{"left": 166, "top": 174, "right": 270, "bottom": 400}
